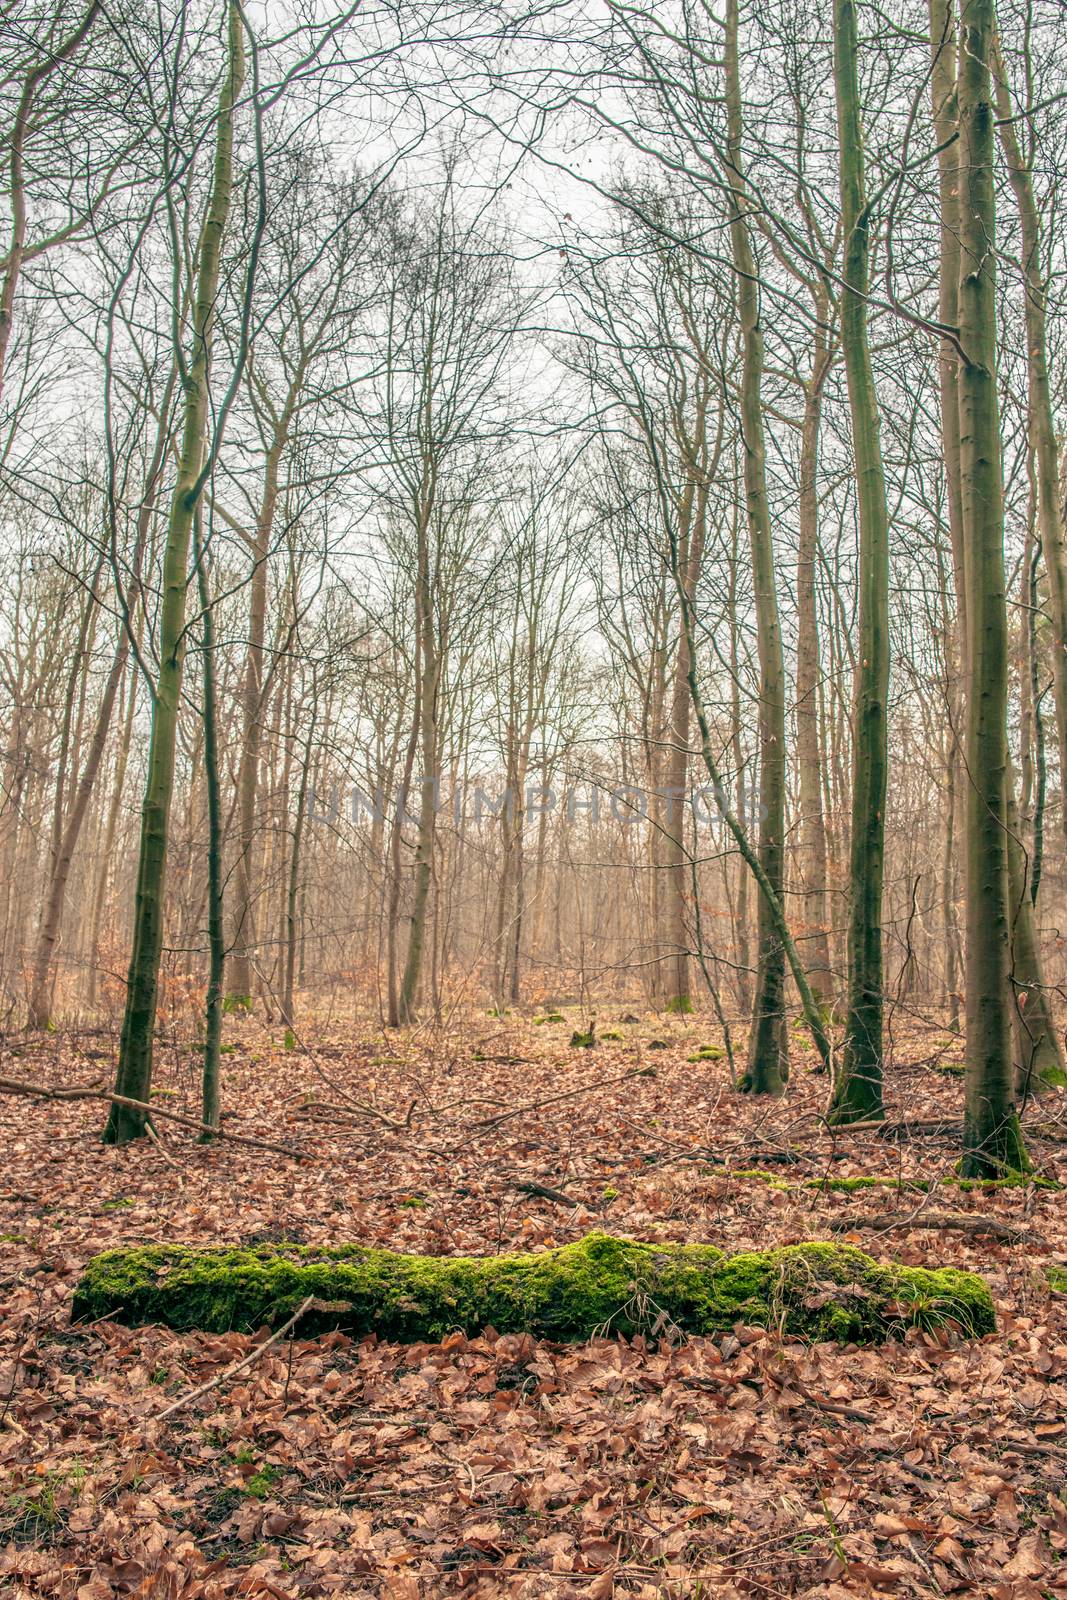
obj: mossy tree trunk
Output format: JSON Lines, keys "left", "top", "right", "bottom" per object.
{"left": 827, "top": 0, "right": 890, "bottom": 1126}
{"left": 955, "top": 0, "right": 1029, "bottom": 1177}
{"left": 724, "top": 0, "right": 787, "bottom": 1094}
{"left": 105, "top": 1, "right": 245, "bottom": 1144}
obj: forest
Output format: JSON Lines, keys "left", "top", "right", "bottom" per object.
{"left": 1, "top": 0, "right": 1066, "bottom": 1594}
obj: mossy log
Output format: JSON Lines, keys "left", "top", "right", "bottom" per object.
{"left": 71, "top": 1231, "right": 995, "bottom": 1345}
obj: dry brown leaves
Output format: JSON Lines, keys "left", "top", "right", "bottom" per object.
{"left": 0, "top": 1010, "right": 1064, "bottom": 1599}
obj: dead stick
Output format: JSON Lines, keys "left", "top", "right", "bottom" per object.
{"left": 821, "top": 1118, "right": 962, "bottom": 1138}
{"left": 156, "top": 1294, "right": 317, "bottom": 1421}
{"left": 512, "top": 1178, "right": 576, "bottom": 1207}
{"left": 144, "top": 1121, "right": 180, "bottom": 1170}
{"left": 828, "top": 1209, "right": 1045, "bottom": 1244}
{"left": 0, "top": 1077, "right": 302, "bottom": 1161}
{"left": 792, "top": 1379, "right": 877, "bottom": 1424}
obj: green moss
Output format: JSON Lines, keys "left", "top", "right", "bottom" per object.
{"left": 804, "top": 1174, "right": 926, "bottom": 1193}
{"left": 243, "top": 1465, "right": 280, "bottom": 1500}
{"left": 729, "top": 1167, "right": 793, "bottom": 1190}
{"left": 1047, "top": 1266, "right": 1067, "bottom": 1295}
{"left": 725, "top": 1168, "right": 1060, "bottom": 1196}
{"left": 666, "top": 995, "right": 694, "bottom": 1015}
{"left": 535, "top": 1013, "right": 564, "bottom": 1024}
{"left": 952, "top": 1171, "right": 1059, "bottom": 1191}
{"left": 569, "top": 1030, "right": 596, "bottom": 1048}
{"left": 601, "top": 1030, "right": 624, "bottom": 1041}
{"left": 71, "top": 1231, "right": 995, "bottom": 1345}
{"left": 689, "top": 1046, "right": 724, "bottom": 1062}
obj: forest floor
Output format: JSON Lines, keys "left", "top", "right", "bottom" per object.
{"left": 0, "top": 1008, "right": 1066, "bottom": 1599}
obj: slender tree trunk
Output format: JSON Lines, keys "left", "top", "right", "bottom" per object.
{"left": 725, "top": 0, "right": 787, "bottom": 1093}
{"left": 663, "top": 492, "right": 705, "bottom": 1014}
{"left": 398, "top": 512, "right": 439, "bottom": 1024}
{"left": 283, "top": 708, "right": 314, "bottom": 1026}
{"left": 87, "top": 655, "right": 138, "bottom": 1008}
{"left": 398, "top": 686, "right": 437, "bottom": 1022}
{"left": 994, "top": 38, "right": 1067, "bottom": 844}
{"left": 727, "top": 518, "right": 752, "bottom": 1015}
{"left": 679, "top": 582, "right": 834, "bottom": 1075}
{"left": 27, "top": 626, "right": 129, "bottom": 1028}
{"left": 956, "top": 0, "right": 1028, "bottom": 1177}
{"left": 194, "top": 509, "right": 223, "bottom": 1136}
{"left": 229, "top": 417, "right": 294, "bottom": 1005}
{"left": 795, "top": 298, "right": 834, "bottom": 1011}
{"left": 1005, "top": 766, "right": 1065, "bottom": 1096}
{"left": 929, "top": 0, "right": 967, "bottom": 620}
{"left": 664, "top": 632, "right": 692, "bottom": 1013}
{"left": 386, "top": 686, "right": 419, "bottom": 1028}
{"left": 105, "top": 2, "right": 244, "bottom": 1143}
{"left": 930, "top": 0, "right": 967, "bottom": 1040}
{"left": 828, "top": 0, "right": 891, "bottom": 1124}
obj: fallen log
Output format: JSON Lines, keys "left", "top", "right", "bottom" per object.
{"left": 71, "top": 1231, "right": 995, "bottom": 1345}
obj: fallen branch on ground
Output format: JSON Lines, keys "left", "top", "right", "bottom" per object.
{"left": 828, "top": 1209, "right": 1045, "bottom": 1244}
{"left": 0, "top": 1076, "right": 303, "bottom": 1160}
{"left": 822, "top": 1118, "right": 962, "bottom": 1138}
{"left": 511, "top": 1178, "right": 576, "bottom": 1206}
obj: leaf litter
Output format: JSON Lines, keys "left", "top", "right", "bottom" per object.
{"left": 0, "top": 1011, "right": 1065, "bottom": 1598}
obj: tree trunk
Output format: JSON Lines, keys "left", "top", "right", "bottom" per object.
{"left": 194, "top": 509, "right": 224, "bottom": 1136}
{"left": 1006, "top": 768, "right": 1065, "bottom": 1097}
{"left": 993, "top": 36, "right": 1067, "bottom": 845}
{"left": 956, "top": 0, "right": 1028, "bottom": 1177}
{"left": 725, "top": 0, "right": 787, "bottom": 1093}
{"left": 828, "top": 0, "right": 891, "bottom": 1124}
{"left": 27, "top": 625, "right": 128, "bottom": 1029}
{"left": 87, "top": 653, "right": 138, "bottom": 1009}
{"left": 105, "top": 1, "right": 244, "bottom": 1144}
{"left": 795, "top": 296, "right": 835, "bottom": 1012}
{"left": 398, "top": 512, "right": 439, "bottom": 1023}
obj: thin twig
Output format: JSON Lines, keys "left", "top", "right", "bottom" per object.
{"left": 156, "top": 1294, "right": 317, "bottom": 1421}
{"left": 468, "top": 1066, "right": 655, "bottom": 1130}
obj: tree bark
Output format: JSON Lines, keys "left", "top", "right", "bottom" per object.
{"left": 956, "top": 0, "right": 1029, "bottom": 1177}
{"left": 105, "top": 1, "right": 245, "bottom": 1143}
{"left": 725, "top": 0, "right": 787, "bottom": 1093}
{"left": 795, "top": 294, "right": 835, "bottom": 1012}
{"left": 828, "top": 0, "right": 891, "bottom": 1124}
{"left": 193, "top": 508, "right": 224, "bottom": 1136}
{"left": 993, "top": 36, "right": 1067, "bottom": 845}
